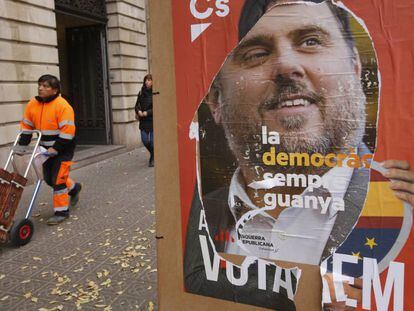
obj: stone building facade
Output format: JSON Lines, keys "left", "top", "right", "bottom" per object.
{"left": 0, "top": 0, "right": 149, "bottom": 162}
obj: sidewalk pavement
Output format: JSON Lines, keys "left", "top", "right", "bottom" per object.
{"left": 0, "top": 147, "right": 157, "bottom": 311}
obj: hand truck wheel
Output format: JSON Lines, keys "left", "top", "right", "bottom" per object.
{"left": 10, "top": 219, "right": 34, "bottom": 246}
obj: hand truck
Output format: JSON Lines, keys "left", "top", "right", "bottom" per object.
{"left": 0, "top": 130, "right": 45, "bottom": 246}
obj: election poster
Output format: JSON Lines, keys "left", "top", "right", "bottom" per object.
{"left": 166, "top": 0, "right": 414, "bottom": 310}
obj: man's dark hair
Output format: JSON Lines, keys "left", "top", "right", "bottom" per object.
{"left": 239, "top": 0, "right": 355, "bottom": 52}
{"left": 38, "top": 74, "right": 61, "bottom": 93}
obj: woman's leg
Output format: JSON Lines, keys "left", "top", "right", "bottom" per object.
{"left": 148, "top": 130, "right": 154, "bottom": 164}
{"left": 140, "top": 130, "right": 151, "bottom": 152}
{"left": 141, "top": 130, "right": 154, "bottom": 166}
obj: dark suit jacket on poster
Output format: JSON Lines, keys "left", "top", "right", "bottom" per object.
{"left": 184, "top": 145, "right": 371, "bottom": 310}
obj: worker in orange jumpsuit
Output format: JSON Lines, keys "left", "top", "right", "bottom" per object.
{"left": 17, "top": 74, "right": 81, "bottom": 225}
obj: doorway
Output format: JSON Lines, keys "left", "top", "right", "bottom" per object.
{"left": 56, "top": 12, "right": 112, "bottom": 145}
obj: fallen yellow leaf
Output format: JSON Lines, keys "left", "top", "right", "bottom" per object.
{"left": 24, "top": 292, "right": 32, "bottom": 298}
{"left": 100, "top": 278, "right": 111, "bottom": 287}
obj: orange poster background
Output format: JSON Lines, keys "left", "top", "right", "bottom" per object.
{"left": 171, "top": 1, "right": 414, "bottom": 308}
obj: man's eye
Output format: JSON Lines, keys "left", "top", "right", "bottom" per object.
{"left": 243, "top": 49, "right": 269, "bottom": 61}
{"left": 300, "top": 37, "right": 322, "bottom": 47}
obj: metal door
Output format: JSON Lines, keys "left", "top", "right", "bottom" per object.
{"left": 66, "top": 25, "right": 111, "bottom": 144}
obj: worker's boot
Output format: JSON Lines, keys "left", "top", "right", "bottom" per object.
{"left": 69, "top": 183, "right": 82, "bottom": 208}
{"left": 47, "top": 210, "right": 69, "bottom": 225}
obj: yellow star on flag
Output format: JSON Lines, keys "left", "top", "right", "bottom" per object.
{"left": 351, "top": 251, "right": 362, "bottom": 260}
{"left": 365, "top": 237, "right": 378, "bottom": 250}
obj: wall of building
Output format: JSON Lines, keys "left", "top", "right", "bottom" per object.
{"left": 106, "top": 0, "right": 149, "bottom": 147}
{"left": 0, "top": 0, "right": 150, "bottom": 164}
{"left": 0, "top": 0, "right": 59, "bottom": 163}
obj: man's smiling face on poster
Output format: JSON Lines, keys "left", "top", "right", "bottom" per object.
{"left": 209, "top": 1, "right": 367, "bottom": 168}
{"left": 182, "top": 1, "right": 414, "bottom": 309}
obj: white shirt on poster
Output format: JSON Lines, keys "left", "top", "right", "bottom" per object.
{"left": 225, "top": 164, "right": 354, "bottom": 265}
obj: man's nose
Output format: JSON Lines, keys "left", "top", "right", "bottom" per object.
{"left": 271, "top": 50, "right": 305, "bottom": 81}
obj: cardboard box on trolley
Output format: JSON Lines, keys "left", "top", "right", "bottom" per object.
{"left": 151, "top": 1, "right": 414, "bottom": 310}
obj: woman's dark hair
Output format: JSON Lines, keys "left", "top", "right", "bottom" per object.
{"left": 238, "top": 0, "right": 355, "bottom": 51}
{"left": 38, "top": 74, "right": 61, "bottom": 93}
{"left": 143, "top": 74, "right": 153, "bottom": 85}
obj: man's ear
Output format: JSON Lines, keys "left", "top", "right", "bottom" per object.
{"left": 352, "top": 47, "right": 362, "bottom": 78}
{"left": 205, "top": 85, "right": 222, "bottom": 124}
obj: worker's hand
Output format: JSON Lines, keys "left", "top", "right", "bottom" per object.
{"left": 47, "top": 147, "right": 58, "bottom": 157}
{"left": 382, "top": 160, "right": 414, "bottom": 207}
{"left": 143, "top": 111, "right": 148, "bottom": 117}
{"left": 138, "top": 110, "right": 144, "bottom": 117}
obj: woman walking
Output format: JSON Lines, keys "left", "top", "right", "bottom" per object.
{"left": 135, "top": 74, "right": 155, "bottom": 167}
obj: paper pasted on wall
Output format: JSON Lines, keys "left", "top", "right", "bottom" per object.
{"left": 172, "top": 0, "right": 414, "bottom": 310}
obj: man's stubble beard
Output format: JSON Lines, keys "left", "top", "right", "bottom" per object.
{"left": 220, "top": 76, "right": 366, "bottom": 174}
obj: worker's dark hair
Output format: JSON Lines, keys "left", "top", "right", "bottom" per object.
{"left": 38, "top": 74, "right": 61, "bottom": 93}
{"left": 238, "top": 0, "right": 355, "bottom": 52}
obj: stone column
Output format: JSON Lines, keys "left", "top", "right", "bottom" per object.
{"left": 106, "top": 0, "right": 149, "bottom": 147}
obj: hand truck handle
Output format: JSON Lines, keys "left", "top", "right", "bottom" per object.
{"left": 4, "top": 130, "right": 43, "bottom": 178}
